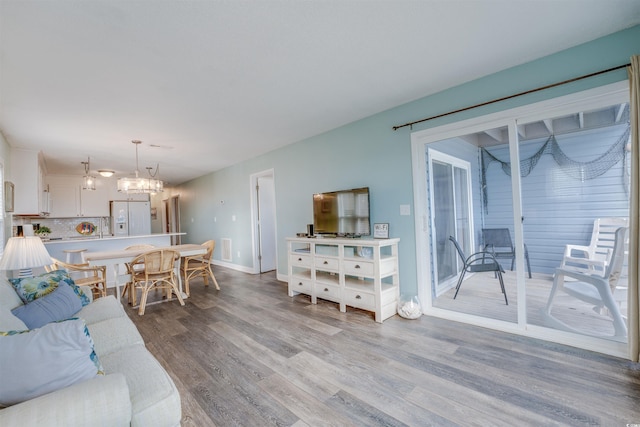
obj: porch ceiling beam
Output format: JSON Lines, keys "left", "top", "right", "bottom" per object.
{"left": 517, "top": 124, "right": 526, "bottom": 139}
{"left": 484, "top": 128, "right": 503, "bottom": 142}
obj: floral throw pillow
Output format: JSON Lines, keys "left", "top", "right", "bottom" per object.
{"left": 10, "top": 271, "right": 90, "bottom": 306}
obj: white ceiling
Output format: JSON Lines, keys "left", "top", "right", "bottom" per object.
{"left": 1, "top": 1, "right": 639, "bottom": 185}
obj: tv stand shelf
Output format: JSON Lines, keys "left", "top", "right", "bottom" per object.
{"left": 287, "top": 237, "right": 400, "bottom": 322}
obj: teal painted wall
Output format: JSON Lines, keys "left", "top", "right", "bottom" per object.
{"left": 177, "top": 25, "right": 640, "bottom": 294}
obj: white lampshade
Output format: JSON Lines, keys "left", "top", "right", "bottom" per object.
{"left": 0, "top": 236, "right": 53, "bottom": 277}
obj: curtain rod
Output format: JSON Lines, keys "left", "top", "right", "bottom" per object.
{"left": 392, "top": 63, "right": 631, "bottom": 131}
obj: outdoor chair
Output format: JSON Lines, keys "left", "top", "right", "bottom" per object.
{"left": 449, "top": 236, "right": 508, "bottom": 305}
{"left": 542, "top": 226, "right": 627, "bottom": 341}
{"left": 482, "top": 228, "right": 532, "bottom": 278}
{"left": 560, "top": 217, "right": 628, "bottom": 277}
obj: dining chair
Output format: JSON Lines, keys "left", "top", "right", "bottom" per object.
{"left": 122, "top": 244, "right": 156, "bottom": 305}
{"left": 47, "top": 258, "right": 108, "bottom": 299}
{"left": 130, "top": 249, "right": 184, "bottom": 315}
{"left": 449, "top": 236, "right": 508, "bottom": 305}
{"left": 181, "top": 240, "right": 220, "bottom": 296}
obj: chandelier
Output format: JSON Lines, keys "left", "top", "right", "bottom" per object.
{"left": 81, "top": 157, "right": 96, "bottom": 191}
{"left": 117, "top": 140, "right": 164, "bottom": 194}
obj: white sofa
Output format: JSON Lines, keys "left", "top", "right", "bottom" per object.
{"left": 0, "top": 275, "right": 182, "bottom": 427}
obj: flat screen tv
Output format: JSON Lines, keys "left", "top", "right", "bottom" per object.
{"left": 313, "top": 187, "right": 370, "bottom": 237}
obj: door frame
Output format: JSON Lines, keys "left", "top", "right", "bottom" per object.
{"left": 410, "top": 81, "right": 630, "bottom": 358}
{"left": 250, "top": 169, "right": 278, "bottom": 274}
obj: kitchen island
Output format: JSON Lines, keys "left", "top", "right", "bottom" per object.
{"left": 44, "top": 233, "right": 186, "bottom": 262}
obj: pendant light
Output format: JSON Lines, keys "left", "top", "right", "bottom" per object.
{"left": 117, "top": 140, "right": 164, "bottom": 194}
{"left": 82, "top": 157, "right": 96, "bottom": 191}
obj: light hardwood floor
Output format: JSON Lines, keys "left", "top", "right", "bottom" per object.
{"left": 124, "top": 267, "right": 640, "bottom": 426}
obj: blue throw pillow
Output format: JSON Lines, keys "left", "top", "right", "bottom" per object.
{"left": 11, "top": 281, "right": 83, "bottom": 329}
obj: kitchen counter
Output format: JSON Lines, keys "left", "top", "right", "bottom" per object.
{"left": 44, "top": 233, "right": 186, "bottom": 262}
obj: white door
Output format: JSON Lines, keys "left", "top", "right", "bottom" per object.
{"left": 257, "top": 175, "right": 277, "bottom": 272}
{"left": 251, "top": 170, "right": 277, "bottom": 273}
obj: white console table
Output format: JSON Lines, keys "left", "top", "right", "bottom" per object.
{"left": 286, "top": 237, "right": 400, "bottom": 322}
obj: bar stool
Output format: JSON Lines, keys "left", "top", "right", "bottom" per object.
{"left": 64, "top": 248, "right": 88, "bottom": 265}
{"left": 63, "top": 249, "right": 88, "bottom": 279}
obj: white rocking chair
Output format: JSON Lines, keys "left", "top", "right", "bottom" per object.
{"left": 560, "top": 217, "right": 628, "bottom": 277}
{"left": 542, "top": 226, "right": 628, "bottom": 341}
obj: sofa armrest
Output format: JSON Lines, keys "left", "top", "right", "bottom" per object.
{"left": 0, "top": 374, "right": 131, "bottom": 427}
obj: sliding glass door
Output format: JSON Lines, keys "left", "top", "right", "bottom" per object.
{"left": 428, "top": 150, "right": 473, "bottom": 296}
{"left": 412, "top": 82, "right": 631, "bottom": 357}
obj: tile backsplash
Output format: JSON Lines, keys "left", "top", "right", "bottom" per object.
{"left": 13, "top": 216, "right": 111, "bottom": 239}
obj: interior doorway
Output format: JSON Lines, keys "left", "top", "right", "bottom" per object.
{"left": 163, "top": 195, "right": 181, "bottom": 245}
{"left": 251, "top": 170, "right": 277, "bottom": 273}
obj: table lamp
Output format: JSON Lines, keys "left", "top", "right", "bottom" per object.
{"left": 0, "top": 236, "right": 53, "bottom": 278}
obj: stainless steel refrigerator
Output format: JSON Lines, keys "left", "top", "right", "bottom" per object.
{"left": 110, "top": 201, "right": 151, "bottom": 236}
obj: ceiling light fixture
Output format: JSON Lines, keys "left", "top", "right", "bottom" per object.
{"left": 117, "top": 140, "right": 164, "bottom": 194}
{"left": 98, "top": 170, "right": 115, "bottom": 178}
{"left": 81, "top": 157, "right": 96, "bottom": 191}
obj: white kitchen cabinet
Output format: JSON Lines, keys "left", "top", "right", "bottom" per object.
{"left": 47, "top": 176, "right": 109, "bottom": 217}
{"left": 10, "top": 149, "right": 46, "bottom": 215}
{"left": 287, "top": 237, "right": 400, "bottom": 322}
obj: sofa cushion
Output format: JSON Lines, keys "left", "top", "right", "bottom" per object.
{"left": 11, "top": 281, "right": 83, "bottom": 329}
{"left": 10, "top": 271, "right": 90, "bottom": 306}
{"left": 0, "top": 373, "right": 132, "bottom": 427}
{"left": 0, "top": 308, "right": 27, "bottom": 332}
{"left": 0, "top": 278, "right": 24, "bottom": 311}
{"left": 75, "top": 295, "right": 126, "bottom": 325}
{"left": 0, "top": 279, "right": 27, "bottom": 331}
{"left": 88, "top": 316, "right": 144, "bottom": 357}
{"left": 100, "top": 345, "right": 181, "bottom": 427}
{"left": 0, "top": 318, "right": 104, "bottom": 406}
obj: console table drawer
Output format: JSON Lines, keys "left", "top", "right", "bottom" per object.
{"left": 315, "top": 256, "right": 339, "bottom": 271}
{"left": 315, "top": 283, "right": 341, "bottom": 303}
{"left": 344, "top": 289, "right": 375, "bottom": 310}
{"left": 344, "top": 260, "right": 374, "bottom": 276}
{"left": 289, "top": 254, "right": 312, "bottom": 268}
{"left": 290, "top": 277, "right": 313, "bottom": 294}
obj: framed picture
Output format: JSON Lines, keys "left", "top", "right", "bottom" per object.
{"left": 373, "top": 223, "right": 389, "bottom": 239}
{"left": 4, "top": 181, "right": 14, "bottom": 213}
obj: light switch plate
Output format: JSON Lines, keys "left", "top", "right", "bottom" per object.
{"left": 400, "top": 204, "right": 411, "bottom": 216}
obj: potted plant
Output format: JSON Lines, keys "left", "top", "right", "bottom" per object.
{"left": 34, "top": 226, "right": 51, "bottom": 238}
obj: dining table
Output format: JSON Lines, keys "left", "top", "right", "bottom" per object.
{"left": 85, "top": 243, "right": 207, "bottom": 303}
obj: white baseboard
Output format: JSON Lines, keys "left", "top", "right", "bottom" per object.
{"left": 211, "top": 260, "right": 255, "bottom": 274}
